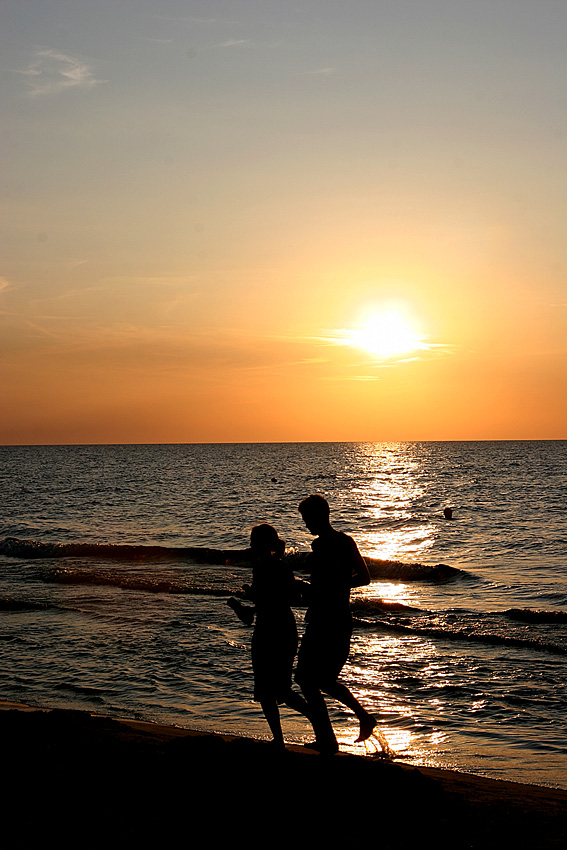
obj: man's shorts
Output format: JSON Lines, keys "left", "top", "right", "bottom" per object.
{"left": 296, "top": 617, "right": 352, "bottom": 687}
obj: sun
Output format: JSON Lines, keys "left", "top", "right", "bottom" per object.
{"left": 342, "top": 309, "right": 426, "bottom": 359}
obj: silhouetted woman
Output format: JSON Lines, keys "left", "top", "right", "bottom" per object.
{"left": 228, "top": 523, "right": 311, "bottom": 749}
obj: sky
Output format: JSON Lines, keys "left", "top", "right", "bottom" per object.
{"left": 1, "top": 0, "right": 566, "bottom": 444}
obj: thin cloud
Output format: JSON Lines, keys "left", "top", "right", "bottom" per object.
{"left": 137, "top": 37, "right": 174, "bottom": 45}
{"left": 215, "top": 39, "right": 250, "bottom": 48}
{"left": 18, "top": 50, "right": 106, "bottom": 97}
{"left": 0, "top": 277, "right": 19, "bottom": 315}
{"left": 306, "top": 67, "right": 336, "bottom": 75}
{"left": 326, "top": 375, "right": 384, "bottom": 382}
{"left": 311, "top": 327, "right": 453, "bottom": 362}
{"left": 149, "top": 14, "right": 227, "bottom": 25}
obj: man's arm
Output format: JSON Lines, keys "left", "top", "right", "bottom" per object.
{"left": 348, "top": 537, "right": 371, "bottom": 587}
{"left": 291, "top": 577, "right": 312, "bottom": 605}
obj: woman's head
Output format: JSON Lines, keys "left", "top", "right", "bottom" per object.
{"left": 250, "top": 524, "right": 285, "bottom": 559}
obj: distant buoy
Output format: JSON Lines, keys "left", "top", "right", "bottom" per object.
{"left": 443, "top": 507, "right": 453, "bottom": 520}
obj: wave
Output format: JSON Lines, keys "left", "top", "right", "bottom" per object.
{"left": 504, "top": 608, "right": 567, "bottom": 624}
{"left": 364, "top": 557, "right": 463, "bottom": 582}
{"left": 0, "top": 537, "right": 249, "bottom": 565}
{"left": 353, "top": 614, "right": 567, "bottom": 655}
{"left": 1, "top": 536, "right": 465, "bottom": 582}
{"left": 352, "top": 600, "right": 567, "bottom": 626}
{"left": 289, "top": 552, "right": 464, "bottom": 582}
{"left": 45, "top": 567, "right": 234, "bottom": 597}
{"left": 43, "top": 565, "right": 565, "bottom": 656}
{"left": 54, "top": 682, "right": 106, "bottom": 703}
{"left": 0, "top": 597, "right": 52, "bottom": 612}
{"left": 351, "top": 598, "right": 421, "bottom": 616}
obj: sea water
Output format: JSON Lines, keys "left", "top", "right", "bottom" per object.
{"left": 0, "top": 441, "right": 565, "bottom": 788}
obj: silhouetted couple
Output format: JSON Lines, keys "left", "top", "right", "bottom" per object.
{"left": 228, "top": 494, "right": 376, "bottom": 754}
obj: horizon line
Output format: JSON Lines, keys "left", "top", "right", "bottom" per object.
{"left": 1, "top": 437, "right": 565, "bottom": 448}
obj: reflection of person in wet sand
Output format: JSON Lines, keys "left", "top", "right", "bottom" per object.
{"left": 296, "top": 494, "right": 376, "bottom": 754}
{"left": 228, "top": 524, "right": 311, "bottom": 749}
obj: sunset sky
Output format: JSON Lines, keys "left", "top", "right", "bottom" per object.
{"left": 1, "top": 0, "right": 566, "bottom": 444}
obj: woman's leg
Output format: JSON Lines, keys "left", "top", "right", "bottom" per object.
{"left": 283, "top": 688, "right": 311, "bottom": 718}
{"left": 260, "top": 698, "right": 285, "bottom": 748}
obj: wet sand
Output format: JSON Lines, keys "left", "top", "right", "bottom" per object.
{"left": 3, "top": 702, "right": 566, "bottom": 849}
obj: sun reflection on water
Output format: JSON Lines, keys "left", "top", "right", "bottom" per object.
{"left": 363, "top": 526, "right": 436, "bottom": 562}
{"left": 348, "top": 443, "right": 437, "bottom": 564}
{"left": 332, "top": 445, "right": 475, "bottom": 770}
{"left": 334, "top": 631, "right": 451, "bottom": 764}
{"left": 356, "top": 581, "right": 416, "bottom": 605}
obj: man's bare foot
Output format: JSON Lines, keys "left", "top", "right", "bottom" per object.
{"left": 303, "top": 739, "right": 339, "bottom": 755}
{"left": 355, "top": 714, "right": 377, "bottom": 743}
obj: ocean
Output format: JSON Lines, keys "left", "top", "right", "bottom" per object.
{"left": 1, "top": 441, "right": 565, "bottom": 788}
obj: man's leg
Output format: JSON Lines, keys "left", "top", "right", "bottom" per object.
{"left": 320, "top": 680, "right": 376, "bottom": 741}
{"left": 296, "top": 626, "right": 338, "bottom": 753}
{"left": 295, "top": 674, "right": 338, "bottom": 753}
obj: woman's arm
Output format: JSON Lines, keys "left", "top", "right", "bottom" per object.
{"left": 227, "top": 597, "right": 255, "bottom": 626}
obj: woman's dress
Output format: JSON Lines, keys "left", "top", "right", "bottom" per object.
{"left": 250, "top": 559, "right": 299, "bottom": 703}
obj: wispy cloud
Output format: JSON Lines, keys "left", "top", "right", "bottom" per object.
{"left": 0, "top": 277, "right": 14, "bottom": 295}
{"left": 137, "top": 37, "right": 174, "bottom": 45}
{"left": 149, "top": 14, "right": 226, "bottom": 25}
{"left": 306, "top": 67, "right": 336, "bottom": 75}
{"left": 0, "top": 277, "right": 18, "bottom": 314}
{"left": 215, "top": 39, "right": 250, "bottom": 48}
{"left": 18, "top": 49, "right": 106, "bottom": 97}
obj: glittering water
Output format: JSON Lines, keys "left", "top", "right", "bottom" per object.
{"left": 1, "top": 441, "right": 565, "bottom": 788}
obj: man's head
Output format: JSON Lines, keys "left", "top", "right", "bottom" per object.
{"left": 298, "top": 494, "right": 331, "bottom": 535}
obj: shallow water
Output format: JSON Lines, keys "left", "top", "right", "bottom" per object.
{"left": 1, "top": 441, "right": 565, "bottom": 787}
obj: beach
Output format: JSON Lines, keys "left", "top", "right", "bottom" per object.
{"left": 2, "top": 442, "right": 566, "bottom": 794}
{"left": 3, "top": 702, "right": 566, "bottom": 849}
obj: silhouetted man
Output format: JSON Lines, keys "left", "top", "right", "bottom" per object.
{"left": 296, "top": 494, "right": 375, "bottom": 754}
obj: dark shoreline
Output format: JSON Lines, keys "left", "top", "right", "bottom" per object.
{"left": 3, "top": 703, "right": 566, "bottom": 849}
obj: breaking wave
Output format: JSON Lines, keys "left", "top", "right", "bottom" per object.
{"left": 1, "top": 537, "right": 466, "bottom": 583}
